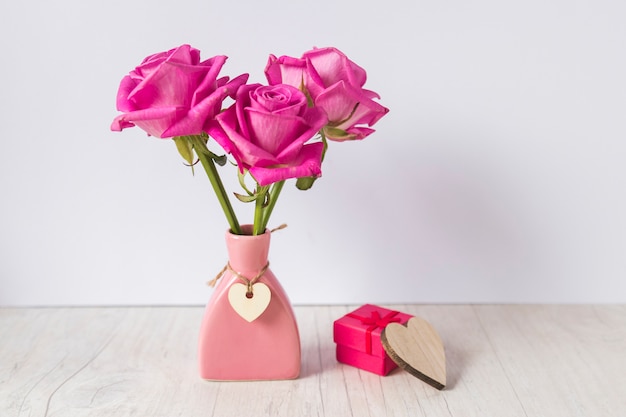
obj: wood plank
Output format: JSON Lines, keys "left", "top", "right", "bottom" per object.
{"left": 473, "top": 305, "right": 626, "bottom": 416}
{"left": 392, "top": 305, "right": 530, "bottom": 417}
{"left": 0, "top": 305, "right": 624, "bottom": 416}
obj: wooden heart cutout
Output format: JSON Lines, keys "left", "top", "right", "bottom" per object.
{"left": 227, "top": 282, "right": 271, "bottom": 322}
{"left": 381, "top": 317, "right": 446, "bottom": 390}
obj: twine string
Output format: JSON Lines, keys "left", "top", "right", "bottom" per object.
{"left": 207, "top": 262, "right": 269, "bottom": 294}
{"left": 270, "top": 223, "right": 287, "bottom": 233}
{"left": 207, "top": 265, "right": 228, "bottom": 288}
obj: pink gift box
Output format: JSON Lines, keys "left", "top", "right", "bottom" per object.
{"left": 333, "top": 304, "right": 412, "bottom": 375}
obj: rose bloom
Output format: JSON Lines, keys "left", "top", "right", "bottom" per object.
{"left": 111, "top": 44, "right": 247, "bottom": 138}
{"left": 207, "top": 83, "right": 328, "bottom": 186}
{"left": 265, "top": 47, "right": 388, "bottom": 141}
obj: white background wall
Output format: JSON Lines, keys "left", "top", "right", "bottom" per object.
{"left": 1, "top": 0, "right": 624, "bottom": 306}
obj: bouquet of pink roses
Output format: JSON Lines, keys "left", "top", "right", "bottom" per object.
{"left": 111, "top": 44, "right": 388, "bottom": 235}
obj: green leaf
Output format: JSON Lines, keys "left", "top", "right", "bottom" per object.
{"left": 234, "top": 192, "right": 259, "bottom": 203}
{"left": 173, "top": 136, "right": 195, "bottom": 166}
{"left": 213, "top": 153, "right": 228, "bottom": 166}
{"left": 192, "top": 140, "right": 228, "bottom": 166}
{"left": 323, "top": 126, "right": 353, "bottom": 140}
{"left": 296, "top": 176, "right": 317, "bottom": 190}
{"left": 238, "top": 170, "right": 254, "bottom": 196}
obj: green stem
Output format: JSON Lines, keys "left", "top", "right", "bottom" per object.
{"left": 260, "top": 180, "right": 285, "bottom": 232}
{"left": 253, "top": 187, "right": 268, "bottom": 235}
{"left": 190, "top": 136, "right": 241, "bottom": 235}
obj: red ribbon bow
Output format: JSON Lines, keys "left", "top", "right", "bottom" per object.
{"left": 347, "top": 310, "right": 401, "bottom": 355}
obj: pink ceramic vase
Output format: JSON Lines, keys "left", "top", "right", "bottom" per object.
{"left": 198, "top": 225, "right": 301, "bottom": 380}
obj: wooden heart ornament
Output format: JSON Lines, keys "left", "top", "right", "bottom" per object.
{"left": 227, "top": 283, "right": 271, "bottom": 322}
{"left": 381, "top": 317, "right": 446, "bottom": 390}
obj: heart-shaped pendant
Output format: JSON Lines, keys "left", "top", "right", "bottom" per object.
{"left": 228, "top": 282, "right": 271, "bottom": 322}
{"left": 381, "top": 317, "right": 446, "bottom": 390}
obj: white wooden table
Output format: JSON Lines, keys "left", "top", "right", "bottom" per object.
{"left": 1, "top": 305, "right": 625, "bottom": 416}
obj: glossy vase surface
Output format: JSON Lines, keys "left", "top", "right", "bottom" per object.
{"left": 198, "top": 225, "right": 301, "bottom": 380}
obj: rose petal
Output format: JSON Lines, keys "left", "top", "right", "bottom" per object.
{"left": 129, "top": 64, "right": 209, "bottom": 109}
{"left": 275, "top": 106, "right": 327, "bottom": 161}
{"left": 111, "top": 106, "right": 183, "bottom": 137}
{"left": 315, "top": 81, "right": 389, "bottom": 128}
{"left": 264, "top": 55, "right": 307, "bottom": 88}
{"left": 208, "top": 109, "right": 278, "bottom": 169}
{"left": 324, "top": 126, "right": 375, "bottom": 141}
{"left": 190, "top": 55, "right": 227, "bottom": 107}
{"left": 245, "top": 109, "right": 309, "bottom": 155}
{"left": 250, "top": 85, "right": 306, "bottom": 116}
{"left": 304, "top": 47, "right": 368, "bottom": 88}
{"left": 249, "top": 142, "right": 324, "bottom": 186}
{"left": 163, "top": 73, "right": 249, "bottom": 138}
{"left": 110, "top": 118, "right": 135, "bottom": 132}
{"left": 116, "top": 76, "right": 139, "bottom": 112}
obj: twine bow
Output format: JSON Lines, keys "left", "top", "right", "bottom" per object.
{"left": 347, "top": 310, "right": 401, "bottom": 355}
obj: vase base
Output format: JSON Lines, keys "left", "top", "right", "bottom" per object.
{"left": 199, "top": 373, "right": 300, "bottom": 382}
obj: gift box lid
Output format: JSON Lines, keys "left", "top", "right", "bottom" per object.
{"left": 333, "top": 304, "right": 412, "bottom": 359}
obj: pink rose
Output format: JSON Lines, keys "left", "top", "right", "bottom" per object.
{"left": 111, "top": 44, "right": 248, "bottom": 138}
{"left": 207, "top": 83, "right": 328, "bottom": 186}
{"left": 265, "top": 47, "right": 388, "bottom": 141}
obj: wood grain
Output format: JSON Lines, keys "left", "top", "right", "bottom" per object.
{"left": 1, "top": 305, "right": 625, "bottom": 417}
{"left": 381, "top": 317, "right": 446, "bottom": 390}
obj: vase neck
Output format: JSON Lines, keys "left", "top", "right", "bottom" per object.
{"left": 225, "top": 226, "right": 271, "bottom": 275}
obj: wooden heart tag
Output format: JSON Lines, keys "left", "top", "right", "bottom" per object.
{"left": 381, "top": 317, "right": 446, "bottom": 390}
{"left": 227, "top": 282, "right": 271, "bottom": 322}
